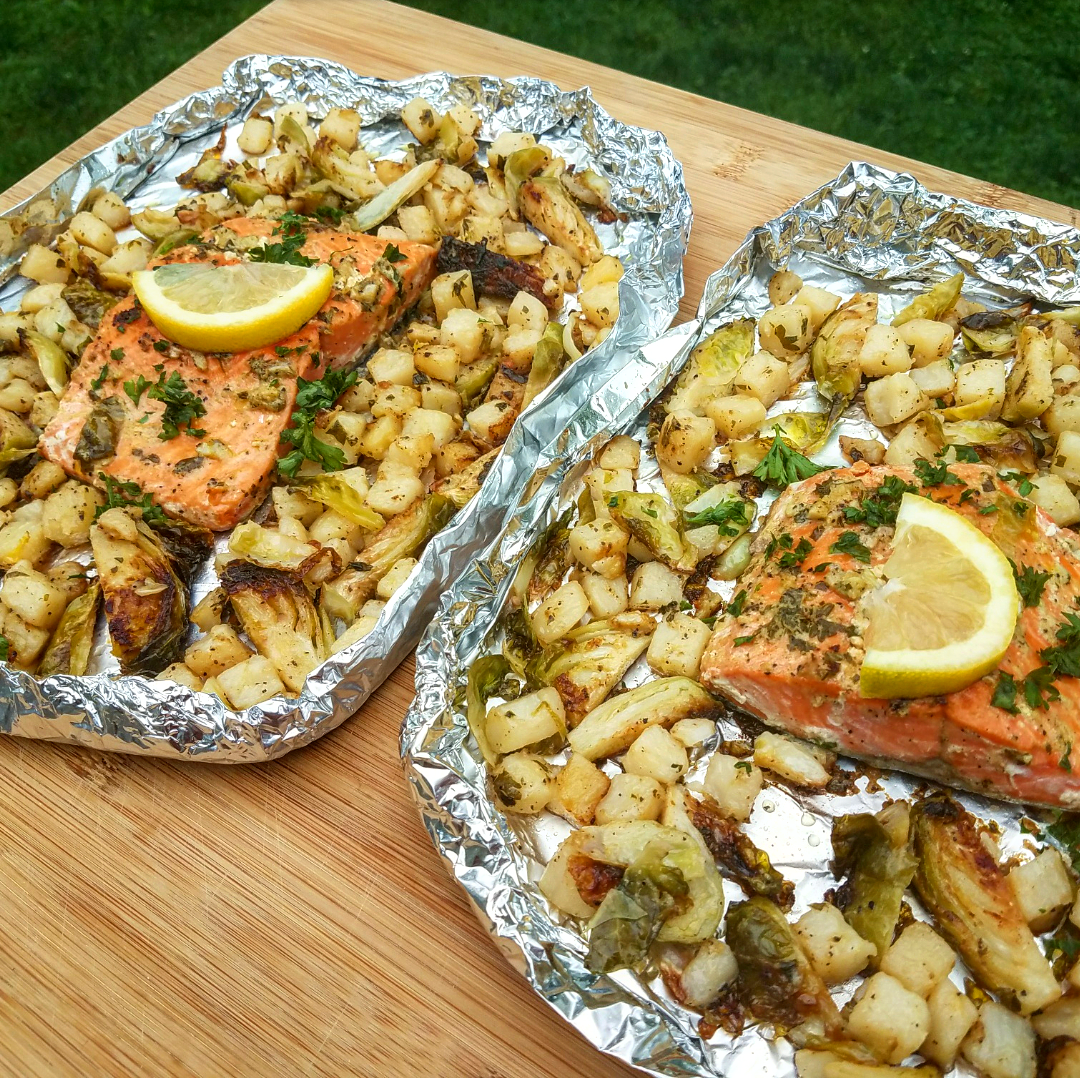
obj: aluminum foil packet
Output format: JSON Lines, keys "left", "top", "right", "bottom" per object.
{"left": 0, "top": 55, "right": 692, "bottom": 761}
{"left": 403, "top": 161, "right": 1080, "bottom": 1076}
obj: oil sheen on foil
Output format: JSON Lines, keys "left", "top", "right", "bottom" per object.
{"left": 0, "top": 55, "right": 692, "bottom": 761}
{"left": 403, "top": 161, "right": 1080, "bottom": 1077}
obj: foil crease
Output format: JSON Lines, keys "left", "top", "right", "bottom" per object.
{"left": 403, "top": 161, "right": 1080, "bottom": 1076}
{"left": 0, "top": 56, "right": 692, "bottom": 761}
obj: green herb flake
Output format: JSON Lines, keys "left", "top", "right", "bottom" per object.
{"left": 778, "top": 537, "right": 814, "bottom": 570}
{"left": 90, "top": 364, "right": 111, "bottom": 393}
{"left": 109, "top": 348, "right": 124, "bottom": 363}
{"left": 123, "top": 374, "right": 152, "bottom": 407}
{"left": 913, "top": 457, "right": 965, "bottom": 488}
{"left": 829, "top": 531, "right": 872, "bottom": 564}
{"left": 1002, "top": 471, "right": 1035, "bottom": 497}
{"left": 727, "top": 589, "right": 747, "bottom": 617}
{"left": 1010, "top": 560, "right": 1052, "bottom": 608}
{"left": 249, "top": 211, "right": 317, "bottom": 267}
{"left": 685, "top": 498, "right": 749, "bottom": 536}
{"left": 734, "top": 760, "right": 753, "bottom": 774}
{"left": 843, "top": 475, "right": 918, "bottom": 528}
{"left": 734, "top": 634, "right": 756, "bottom": 647}
{"left": 382, "top": 243, "right": 407, "bottom": 264}
{"left": 0, "top": 635, "right": 9, "bottom": 662}
{"left": 94, "top": 473, "right": 168, "bottom": 526}
{"left": 948, "top": 444, "right": 981, "bottom": 463}
{"left": 278, "top": 366, "right": 359, "bottom": 477}
{"left": 978, "top": 504, "right": 998, "bottom": 515}
{"left": 146, "top": 370, "right": 207, "bottom": 440}
{"left": 991, "top": 671, "right": 1019, "bottom": 713}
{"left": 752, "top": 427, "right": 827, "bottom": 489}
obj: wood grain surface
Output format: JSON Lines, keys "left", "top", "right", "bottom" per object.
{"left": 0, "top": 3, "right": 1076, "bottom": 1076}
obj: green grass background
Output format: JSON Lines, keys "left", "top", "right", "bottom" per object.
{"left": 3, "top": 0, "right": 1078, "bottom": 207}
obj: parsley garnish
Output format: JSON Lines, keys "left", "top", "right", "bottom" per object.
{"left": 1041, "top": 613, "right": 1080, "bottom": 678}
{"left": 734, "top": 760, "right": 753, "bottom": 774}
{"left": 146, "top": 370, "right": 207, "bottom": 440}
{"left": 249, "top": 211, "right": 317, "bottom": 267}
{"left": 829, "top": 531, "right": 872, "bottom": 563}
{"left": 382, "top": 243, "right": 407, "bottom": 264}
{"left": 1062, "top": 741, "right": 1073, "bottom": 773}
{"left": 314, "top": 205, "right": 345, "bottom": 224}
{"left": 753, "top": 427, "right": 826, "bottom": 489}
{"left": 124, "top": 374, "right": 152, "bottom": 407}
{"left": 1010, "top": 560, "right": 1051, "bottom": 608}
{"left": 991, "top": 671, "right": 1019, "bottom": 713}
{"left": 913, "top": 458, "right": 964, "bottom": 488}
{"left": 152, "top": 339, "right": 169, "bottom": 354}
{"left": 810, "top": 561, "right": 831, "bottom": 573}
{"left": 778, "top": 537, "right": 814, "bottom": 569}
{"left": 94, "top": 473, "right": 168, "bottom": 526}
{"left": 0, "top": 635, "right": 9, "bottom": 662}
{"left": 734, "top": 634, "right": 755, "bottom": 646}
{"left": 278, "top": 366, "right": 358, "bottom": 477}
{"left": 109, "top": 348, "right": 124, "bottom": 363}
{"left": 1002, "top": 471, "right": 1034, "bottom": 497}
{"left": 1024, "top": 666, "right": 1060, "bottom": 710}
{"left": 90, "top": 364, "right": 110, "bottom": 393}
{"left": 1046, "top": 813, "right": 1080, "bottom": 876}
{"left": 727, "top": 589, "right": 747, "bottom": 617}
{"left": 686, "top": 498, "right": 749, "bottom": 536}
{"left": 1045, "top": 935, "right": 1080, "bottom": 962}
{"left": 843, "top": 475, "right": 918, "bottom": 528}
{"left": 946, "top": 444, "right": 981, "bottom": 463}
{"left": 978, "top": 505, "right": 998, "bottom": 515}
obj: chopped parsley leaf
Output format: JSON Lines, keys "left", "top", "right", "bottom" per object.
{"left": 727, "top": 589, "right": 747, "bottom": 617}
{"left": 1010, "top": 560, "right": 1051, "bottom": 608}
{"left": 843, "top": 475, "right": 917, "bottom": 528}
{"left": 313, "top": 205, "right": 345, "bottom": 224}
{"left": 124, "top": 374, "right": 152, "bottom": 407}
{"left": 913, "top": 457, "right": 964, "bottom": 488}
{"left": 249, "top": 211, "right": 317, "bottom": 267}
{"left": 109, "top": 348, "right": 124, "bottom": 363}
{"left": 778, "top": 537, "right": 814, "bottom": 569}
{"left": 734, "top": 634, "right": 755, "bottom": 646}
{"left": 948, "top": 444, "right": 981, "bottom": 463}
{"left": 278, "top": 366, "right": 359, "bottom": 477}
{"left": 734, "top": 760, "right": 753, "bottom": 774}
{"left": 147, "top": 370, "right": 207, "bottom": 439}
{"left": 1062, "top": 741, "right": 1074, "bottom": 773}
{"left": 95, "top": 473, "right": 168, "bottom": 526}
{"left": 90, "top": 364, "right": 110, "bottom": 394}
{"left": 753, "top": 427, "right": 827, "bottom": 489}
{"left": 978, "top": 504, "right": 998, "bottom": 515}
{"left": 829, "top": 531, "right": 872, "bottom": 563}
{"left": 685, "top": 497, "right": 749, "bottom": 536}
{"left": 991, "top": 671, "right": 1019, "bottom": 713}
{"left": 1002, "top": 471, "right": 1034, "bottom": 497}
{"left": 1024, "top": 666, "right": 1060, "bottom": 710}
{"left": 382, "top": 243, "right": 407, "bottom": 264}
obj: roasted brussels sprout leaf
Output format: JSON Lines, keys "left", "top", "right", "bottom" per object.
{"left": 831, "top": 801, "right": 917, "bottom": 964}
{"left": 345, "top": 159, "right": 441, "bottom": 233}
{"left": 62, "top": 279, "right": 119, "bottom": 330}
{"left": 608, "top": 491, "right": 688, "bottom": 569}
{"left": 466, "top": 654, "right": 514, "bottom": 767}
{"left": 38, "top": 583, "right": 101, "bottom": 677}
{"left": 220, "top": 560, "right": 328, "bottom": 694}
{"left": 526, "top": 509, "right": 573, "bottom": 605}
{"left": 912, "top": 795, "right": 1060, "bottom": 1014}
{"left": 725, "top": 896, "right": 844, "bottom": 1044}
{"left": 666, "top": 319, "right": 755, "bottom": 414}
{"left": 812, "top": 292, "right": 876, "bottom": 406}
{"left": 430, "top": 448, "right": 498, "bottom": 510}
{"left": 90, "top": 512, "right": 188, "bottom": 675}
{"left": 519, "top": 176, "right": 603, "bottom": 266}
{"left": 891, "top": 271, "right": 963, "bottom": 326}
{"left": 528, "top": 611, "right": 654, "bottom": 724}
{"left": 294, "top": 474, "right": 384, "bottom": 531}
{"left": 521, "top": 322, "right": 568, "bottom": 410}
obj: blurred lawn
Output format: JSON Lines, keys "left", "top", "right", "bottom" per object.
{"left": 3, "top": 0, "right": 1078, "bottom": 208}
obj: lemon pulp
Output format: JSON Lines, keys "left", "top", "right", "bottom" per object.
{"left": 859, "top": 492, "right": 1019, "bottom": 699}
{"left": 132, "top": 261, "right": 334, "bottom": 352}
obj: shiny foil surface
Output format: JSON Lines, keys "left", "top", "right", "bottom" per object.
{"left": 403, "top": 162, "right": 1080, "bottom": 1076}
{"left": 0, "top": 56, "right": 692, "bottom": 760}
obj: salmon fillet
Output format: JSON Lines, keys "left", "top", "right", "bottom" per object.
{"left": 39, "top": 220, "right": 437, "bottom": 530}
{"left": 699, "top": 462, "right": 1080, "bottom": 808}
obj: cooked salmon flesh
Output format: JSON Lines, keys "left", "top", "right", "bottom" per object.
{"left": 39, "top": 219, "right": 436, "bottom": 530}
{"left": 699, "top": 462, "right": 1080, "bottom": 808}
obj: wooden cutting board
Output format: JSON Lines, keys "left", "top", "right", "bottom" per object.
{"left": 0, "top": 3, "right": 1076, "bottom": 1076}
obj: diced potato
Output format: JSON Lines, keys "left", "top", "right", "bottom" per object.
{"left": 953, "top": 359, "right": 1006, "bottom": 419}
{"left": 860, "top": 323, "right": 913, "bottom": 377}
{"left": 34, "top": 299, "right": 76, "bottom": 342}
{"left": 19, "top": 282, "right": 65, "bottom": 314}
{"left": 466, "top": 399, "right": 514, "bottom": 446}
{"left": 431, "top": 270, "right": 476, "bottom": 322}
{"left": 0, "top": 479, "right": 17, "bottom": 510}
{"left": 670, "top": 717, "right": 715, "bottom": 748}
{"left": 921, "top": 977, "right": 978, "bottom": 1069}
{"left": 961, "top": 1000, "right": 1036, "bottom": 1078}
{"left": 400, "top": 407, "right": 459, "bottom": 449}
{"left": 491, "top": 753, "right": 554, "bottom": 816}
{"left": 580, "top": 571, "right": 628, "bottom": 618}
{"left": 1049, "top": 1043, "right": 1080, "bottom": 1078}
{"left": 531, "top": 580, "right": 589, "bottom": 646}
{"left": 1008, "top": 847, "right": 1074, "bottom": 931}
{"left": 502, "top": 327, "right": 543, "bottom": 366}
{"left": 502, "top": 230, "right": 544, "bottom": 258}
{"left": 19, "top": 243, "right": 70, "bottom": 285}
{"left": 594, "top": 773, "right": 664, "bottom": 824}
{"left": 507, "top": 291, "right": 549, "bottom": 333}
{"left": 705, "top": 393, "right": 768, "bottom": 440}
{"left": 41, "top": 481, "right": 102, "bottom": 547}
{"left": 1032, "top": 995, "right": 1080, "bottom": 1042}
{"left": 884, "top": 415, "right": 942, "bottom": 467}
{"left": 237, "top": 115, "right": 273, "bottom": 155}
{"left": 735, "top": 352, "right": 791, "bottom": 407}
{"left": 554, "top": 753, "right": 610, "bottom": 825}
{"left": 847, "top": 972, "right": 931, "bottom": 1065}
{"left": 319, "top": 106, "right": 361, "bottom": 149}
{"left": 376, "top": 557, "right": 417, "bottom": 599}
{"left": 401, "top": 96, "right": 440, "bottom": 143}
{"left": 432, "top": 438, "right": 479, "bottom": 478}
{"left": 184, "top": 624, "right": 253, "bottom": 679}
{"left": 397, "top": 204, "right": 439, "bottom": 244}
{"left": 569, "top": 518, "right": 628, "bottom": 579}
{"left": 365, "top": 464, "right": 424, "bottom": 517}
{"left": 1029, "top": 474, "right": 1080, "bottom": 526}
{"left": 579, "top": 255, "right": 624, "bottom": 292}
{"left": 485, "top": 686, "right": 566, "bottom": 754}
{"left": 597, "top": 435, "right": 640, "bottom": 472}
{"left": 439, "top": 307, "right": 486, "bottom": 363}
{"left": 368, "top": 347, "right": 415, "bottom": 386}
{"left": 420, "top": 381, "right": 462, "bottom": 416}
{"left": 579, "top": 282, "right": 620, "bottom": 328}
{"left": 69, "top": 211, "right": 116, "bottom": 255}
{"left": 768, "top": 269, "right": 802, "bottom": 306}
{"left": 701, "top": 753, "right": 762, "bottom": 822}
{"left": 794, "top": 903, "right": 876, "bottom": 985}
{"left": 385, "top": 434, "right": 435, "bottom": 473}
{"left": 413, "top": 344, "right": 460, "bottom": 383}
{"left": 1044, "top": 396, "right": 1080, "bottom": 437}
{"left": 99, "top": 238, "right": 150, "bottom": 286}
{"left": 623, "top": 725, "right": 689, "bottom": 784}
{"left": 0, "top": 505, "right": 51, "bottom": 568}
{"left": 0, "top": 606, "right": 50, "bottom": 668}
{"left": 758, "top": 303, "right": 812, "bottom": 360}
{"left": 1052, "top": 430, "right": 1080, "bottom": 487}
{"left": 792, "top": 285, "right": 841, "bottom": 331}
{"left": 372, "top": 386, "right": 421, "bottom": 423}
{"left": 309, "top": 508, "right": 364, "bottom": 548}
{"left": 216, "top": 654, "right": 286, "bottom": 710}
{"left": 90, "top": 191, "right": 131, "bottom": 231}
{"left": 155, "top": 663, "right": 203, "bottom": 692}
{"left": 680, "top": 940, "right": 739, "bottom": 1009}
{"left": 30, "top": 390, "right": 60, "bottom": 430}
{"left": 898, "top": 317, "right": 955, "bottom": 367}
{"left": 1003, "top": 326, "right": 1055, "bottom": 421}
{"left": 864, "top": 371, "right": 927, "bottom": 427}
{"left": 656, "top": 410, "right": 716, "bottom": 474}
{"left": 20, "top": 460, "right": 66, "bottom": 501}
{"left": 0, "top": 563, "right": 68, "bottom": 630}
{"left": 629, "top": 561, "right": 684, "bottom": 611}
{"left": 189, "top": 587, "right": 227, "bottom": 633}
{"left": 754, "top": 731, "right": 829, "bottom": 787}
{"left": 879, "top": 922, "right": 955, "bottom": 997}
{"left": 539, "top": 832, "right": 596, "bottom": 919}
{"left": 584, "top": 467, "right": 635, "bottom": 517}
{"left": 909, "top": 359, "right": 955, "bottom": 397}
{"left": 646, "top": 613, "right": 711, "bottom": 680}
{"left": 272, "top": 487, "right": 322, "bottom": 527}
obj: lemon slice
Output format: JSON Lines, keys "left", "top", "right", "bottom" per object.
{"left": 132, "top": 261, "right": 334, "bottom": 352}
{"left": 859, "top": 493, "right": 1019, "bottom": 699}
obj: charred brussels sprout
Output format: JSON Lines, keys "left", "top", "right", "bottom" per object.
{"left": 607, "top": 491, "right": 688, "bottom": 569}
{"left": 891, "top": 271, "right": 963, "bottom": 326}
{"left": 74, "top": 396, "right": 125, "bottom": 467}
{"left": 38, "top": 583, "right": 101, "bottom": 677}
{"left": 812, "top": 292, "right": 877, "bottom": 406}
{"left": 666, "top": 319, "right": 755, "bottom": 414}
{"left": 431, "top": 448, "right": 498, "bottom": 510}
{"left": 526, "top": 509, "right": 573, "bottom": 604}
{"left": 519, "top": 176, "right": 603, "bottom": 266}
{"left": 61, "top": 280, "right": 119, "bottom": 331}
{"left": 912, "top": 796, "right": 1060, "bottom": 1015}
{"left": 521, "top": 322, "right": 567, "bottom": 410}
{"left": 466, "top": 654, "right": 516, "bottom": 766}
{"left": 90, "top": 510, "right": 188, "bottom": 675}
{"left": 831, "top": 801, "right": 917, "bottom": 965}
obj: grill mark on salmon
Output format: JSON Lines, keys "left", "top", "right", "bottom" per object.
{"left": 39, "top": 220, "right": 437, "bottom": 531}
{"left": 699, "top": 462, "right": 1080, "bottom": 808}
